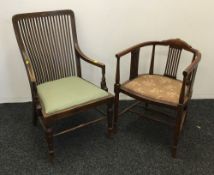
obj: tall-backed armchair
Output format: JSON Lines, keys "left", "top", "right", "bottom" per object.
{"left": 12, "top": 9, "right": 114, "bottom": 159}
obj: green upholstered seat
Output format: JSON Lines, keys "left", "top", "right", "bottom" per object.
{"left": 37, "top": 76, "right": 109, "bottom": 115}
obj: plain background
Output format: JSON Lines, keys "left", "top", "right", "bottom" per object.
{"left": 0, "top": 0, "right": 213, "bottom": 103}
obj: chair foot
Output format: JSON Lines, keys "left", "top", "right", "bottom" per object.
{"left": 172, "top": 146, "right": 177, "bottom": 158}
{"left": 45, "top": 128, "right": 54, "bottom": 160}
{"left": 107, "top": 128, "right": 114, "bottom": 138}
{"left": 32, "top": 108, "right": 38, "bottom": 126}
{"left": 48, "top": 150, "right": 54, "bottom": 162}
{"left": 113, "top": 124, "right": 118, "bottom": 134}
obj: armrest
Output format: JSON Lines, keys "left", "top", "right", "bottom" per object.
{"left": 74, "top": 44, "right": 108, "bottom": 91}
{"left": 179, "top": 51, "right": 201, "bottom": 103}
{"left": 116, "top": 41, "right": 158, "bottom": 58}
{"left": 75, "top": 44, "right": 105, "bottom": 69}
{"left": 183, "top": 52, "right": 201, "bottom": 77}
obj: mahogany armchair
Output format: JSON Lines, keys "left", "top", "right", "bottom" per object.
{"left": 12, "top": 10, "right": 114, "bottom": 159}
{"left": 114, "top": 39, "right": 201, "bottom": 158}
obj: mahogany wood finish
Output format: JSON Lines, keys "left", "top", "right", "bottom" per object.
{"left": 114, "top": 39, "right": 201, "bottom": 158}
{"left": 12, "top": 9, "right": 114, "bottom": 159}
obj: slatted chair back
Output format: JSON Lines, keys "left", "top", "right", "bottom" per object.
{"left": 161, "top": 39, "right": 196, "bottom": 79}
{"left": 12, "top": 10, "right": 80, "bottom": 85}
{"left": 164, "top": 45, "right": 183, "bottom": 78}
{"left": 117, "top": 39, "right": 200, "bottom": 103}
{"left": 126, "top": 39, "right": 199, "bottom": 84}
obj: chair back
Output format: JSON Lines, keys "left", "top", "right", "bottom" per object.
{"left": 160, "top": 39, "right": 197, "bottom": 79}
{"left": 13, "top": 10, "right": 80, "bottom": 84}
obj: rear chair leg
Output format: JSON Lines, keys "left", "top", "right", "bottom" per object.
{"left": 107, "top": 100, "right": 114, "bottom": 138}
{"left": 113, "top": 90, "right": 119, "bottom": 134}
{"left": 45, "top": 128, "right": 54, "bottom": 161}
{"left": 32, "top": 104, "right": 38, "bottom": 126}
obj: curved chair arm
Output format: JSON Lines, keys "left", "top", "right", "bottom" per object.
{"left": 75, "top": 44, "right": 105, "bottom": 68}
{"left": 183, "top": 52, "right": 201, "bottom": 76}
{"left": 115, "top": 41, "right": 158, "bottom": 85}
{"left": 179, "top": 51, "right": 201, "bottom": 104}
{"left": 116, "top": 41, "right": 158, "bottom": 58}
{"left": 74, "top": 44, "right": 108, "bottom": 91}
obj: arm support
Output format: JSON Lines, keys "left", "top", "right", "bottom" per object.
{"left": 179, "top": 52, "right": 201, "bottom": 103}
{"left": 22, "top": 51, "right": 36, "bottom": 83}
{"left": 74, "top": 44, "right": 108, "bottom": 91}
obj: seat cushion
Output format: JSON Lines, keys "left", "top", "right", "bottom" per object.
{"left": 123, "top": 74, "right": 183, "bottom": 104}
{"left": 37, "top": 76, "right": 109, "bottom": 115}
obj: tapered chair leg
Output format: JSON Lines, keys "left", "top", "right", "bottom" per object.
{"left": 172, "top": 106, "right": 184, "bottom": 158}
{"left": 113, "top": 87, "right": 120, "bottom": 134}
{"left": 45, "top": 128, "right": 54, "bottom": 161}
{"left": 32, "top": 104, "right": 38, "bottom": 126}
{"left": 107, "top": 100, "right": 114, "bottom": 138}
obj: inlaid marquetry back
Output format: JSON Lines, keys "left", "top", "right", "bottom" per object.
{"left": 13, "top": 10, "right": 80, "bottom": 85}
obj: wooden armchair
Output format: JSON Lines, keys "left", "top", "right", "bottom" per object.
{"left": 12, "top": 10, "right": 114, "bottom": 159}
{"left": 114, "top": 39, "right": 201, "bottom": 158}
